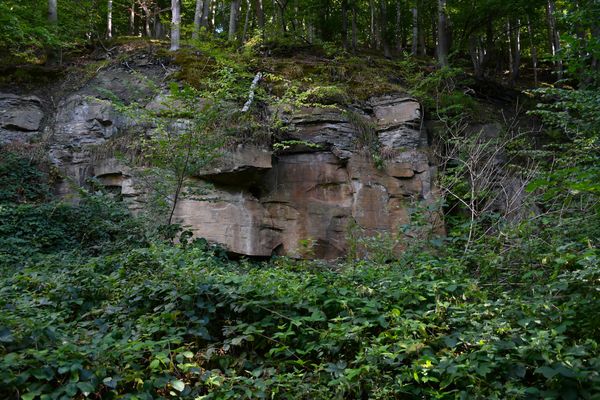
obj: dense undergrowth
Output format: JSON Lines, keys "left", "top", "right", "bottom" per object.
{"left": 1, "top": 147, "right": 599, "bottom": 400}
{"left": 1, "top": 36, "right": 599, "bottom": 400}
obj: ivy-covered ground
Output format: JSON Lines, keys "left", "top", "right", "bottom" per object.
{"left": 0, "top": 152, "right": 599, "bottom": 400}
{"left": 1, "top": 38, "right": 599, "bottom": 399}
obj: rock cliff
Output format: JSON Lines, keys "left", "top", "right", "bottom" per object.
{"left": 1, "top": 64, "right": 443, "bottom": 259}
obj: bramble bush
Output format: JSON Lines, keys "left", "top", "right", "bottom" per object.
{"left": 1, "top": 203, "right": 598, "bottom": 399}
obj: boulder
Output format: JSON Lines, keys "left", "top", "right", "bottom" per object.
{"left": 0, "top": 93, "right": 44, "bottom": 144}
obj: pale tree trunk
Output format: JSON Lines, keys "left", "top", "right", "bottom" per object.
{"left": 145, "top": 10, "right": 151, "bottom": 37}
{"left": 437, "top": 0, "right": 448, "bottom": 66}
{"left": 507, "top": 20, "right": 514, "bottom": 80}
{"left": 210, "top": 0, "right": 217, "bottom": 31}
{"left": 370, "top": 0, "right": 376, "bottom": 48}
{"left": 380, "top": 0, "right": 391, "bottom": 57}
{"left": 202, "top": 0, "right": 211, "bottom": 27}
{"left": 510, "top": 18, "right": 521, "bottom": 83}
{"left": 411, "top": 7, "right": 418, "bottom": 55}
{"left": 154, "top": 4, "right": 164, "bottom": 38}
{"left": 193, "top": 0, "right": 204, "bottom": 39}
{"left": 341, "top": 0, "right": 348, "bottom": 50}
{"left": 49, "top": 0, "right": 58, "bottom": 23}
{"left": 241, "top": 0, "right": 251, "bottom": 42}
{"left": 47, "top": 0, "right": 58, "bottom": 64}
{"left": 170, "top": 0, "right": 181, "bottom": 51}
{"left": 469, "top": 36, "right": 484, "bottom": 78}
{"left": 417, "top": 1, "right": 425, "bottom": 56}
{"left": 352, "top": 5, "right": 357, "bottom": 50}
{"left": 396, "top": 2, "right": 402, "bottom": 51}
{"left": 107, "top": 0, "right": 113, "bottom": 38}
{"left": 546, "top": 0, "right": 563, "bottom": 79}
{"left": 130, "top": 1, "right": 136, "bottom": 35}
{"left": 229, "top": 0, "right": 241, "bottom": 41}
{"left": 256, "top": 0, "right": 265, "bottom": 30}
{"left": 291, "top": 0, "right": 299, "bottom": 32}
{"left": 527, "top": 16, "right": 538, "bottom": 86}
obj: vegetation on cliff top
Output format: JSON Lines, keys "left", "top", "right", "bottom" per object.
{"left": 1, "top": 0, "right": 600, "bottom": 398}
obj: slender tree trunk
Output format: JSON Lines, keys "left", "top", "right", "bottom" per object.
{"left": 437, "top": 0, "right": 448, "bottom": 66}
{"left": 482, "top": 16, "right": 495, "bottom": 76}
{"left": 411, "top": 7, "right": 418, "bottom": 55}
{"left": 229, "top": 0, "right": 241, "bottom": 41}
{"left": 154, "top": 5, "right": 164, "bottom": 38}
{"left": 107, "top": 0, "right": 113, "bottom": 38}
{"left": 129, "top": 1, "right": 136, "bottom": 35}
{"left": 193, "top": 0, "right": 204, "bottom": 39}
{"left": 507, "top": 19, "right": 514, "bottom": 81}
{"left": 511, "top": 18, "right": 521, "bottom": 82}
{"left": 142, "top": 5, "right": 151, "bottom": 37}
{"left": 48, "top": 0, "right": 58, "bottom": 23}
{"left": 352, "top": 5, "right": 357, "bottom": 50}
{"left": 370, "top": 0, "right": 376, "bottom": 48}
{"left": 170, "top": 0, "right": 181, "bottom": 51}
{"left": 202, "top": 0, "right": 211, "bottom": 27}
{"left": 417, "top": 2, "right": 425, "bottom": 56}
{"left": 276, "top": 0, "right": 287, "bottom": 34}
{"left": 395, "top": 1, "right": 402, "bottom": 51}
{"left": 469, "top": 36, "right": 483, "bottom": 78}
{"left": 526, "top": 16, "right": 538, "bottom": 86}
{"left": 291, "top": 0, "right": 298, "bottom": 32}
{"left": 380, "top": 0, "right": 390, "bottom": 57}
{"left": 209, "top": 0, "right": 216, "bottom": 31}
{"left": 256, "top": 0, "right": 265, "bottom": 30}
{"left": 341, "top": 0, "right": 348, "bottom": 50}
{"left": 546, "top": 0, "right": 563, "bottom": 79}
{"left": 242, "top": 0, "right": 252, "bottom": 42}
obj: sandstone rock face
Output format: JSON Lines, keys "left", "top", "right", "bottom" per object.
{"left": 0, "top": 65, "right": 442, "bottom": 258}
{"left": 0, "top": 93, "right": 44, "bottom": 144}
{"left": 168, "top": 96, "right": 441, "bottom": 258}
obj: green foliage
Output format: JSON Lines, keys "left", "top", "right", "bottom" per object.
{"left": 1, "top": 234, "right": 598, "bottom": 399}
{"left": 0, "top": 149, "right": 51, "bottom": 204}
{"left": 528, "top": 87, "right": 600, "bottom": 196}
{"left": 0, "top": 90, "right": 598, "bottom": 398}
{"left": 0, "top": 192, "right": 148, "bottom": 265}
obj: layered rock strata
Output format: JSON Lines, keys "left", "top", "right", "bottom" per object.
{"left": 1, "top": 71, "right": 441, "bottom": 258}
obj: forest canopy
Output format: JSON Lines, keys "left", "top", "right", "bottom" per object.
{"left": 0, "top": 0, "right": 599, "bottom": 88}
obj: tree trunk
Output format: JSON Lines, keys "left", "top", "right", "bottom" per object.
{"left": 48, "top": 0, "right": 58, "bottom": 23}
{"left": 395, "top": 1, "right": 402, "bottom": 51}
{"left": 507, "top": 19, "right": 514, "bottom": 81}
{"left": 241, "top": 0, "right": 252, "bottom": 42}
{"left": 276, "top": 0, "right": 287, "bottom": 34}
{"left": 352, "top": 5, "right": 357, "bottom": 50}
{"left": 202, "top": 0, "right": 211, "bottom": 27}
{"left": 341, "top": 0, "right": 348, "bottom": 50}
{"left": 526, "top": 16, "right": 538, "bottom": 86}
{"left": 417, "top": 2, "right": 425, "bottom": 56}
{"left": 107, "top": 0, "right": 113, "bottom": 38}
{"left": 193, "top": 0, "right": 204, "bottom": 39}
{"left": 154, "top": 5, "right": 164, "bottom": 38}
{"left": 170, "top": 0, "right": 181, "bottom": 51}
{"left": 437, "top": 0, "right": 448, "bottom": 66}
{"left": 511, "top": 18, "right": 521, "bottom": 82}
{"left": 370, "top": 0, "right": 376, "bottom": 48}
{"left": 129, "top": 1, "right": 135, "bottom": 35}
{"left": 411, "top": 7, "right": 418, "bottom": 55}
{"left": 256, "top": 0, "right": 265, "bottom": 30}
{"left": 229, "top": 0, "right": 241, "bottom": 41}
{"left": 469, "top": 36, "right": 484, "bottom": 78}
{"left": 546, "top": 0, "right": 563, "bottom": 79}
{"left": 144, "top": 7, "right": 151, "bottom": 37}
{"left": 380, "top": 0, "right": 390, "bottom": 57}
